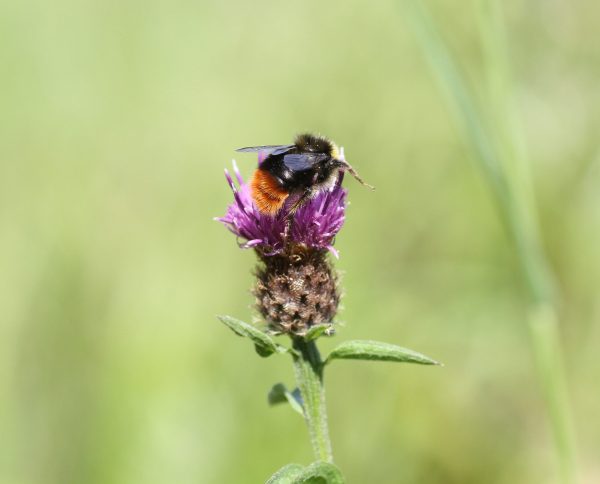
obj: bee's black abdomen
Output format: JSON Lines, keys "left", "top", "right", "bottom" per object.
{"left": 261, "top": 148, "right": 321, "bottom": 192}
{"left": 260, "top": 154, "right": 296, "bottom": 190}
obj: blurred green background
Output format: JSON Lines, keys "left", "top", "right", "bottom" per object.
{"left": 1, "top": 0, "right": 599, "bottom": 483}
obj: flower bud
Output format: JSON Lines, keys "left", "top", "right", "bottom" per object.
{"left": 254, "top": 245, "right": 339, "bottom": 336}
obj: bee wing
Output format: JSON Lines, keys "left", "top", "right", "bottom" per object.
{"left": 235, "top": 144, "right": 295, "bottom": 155}
{"left": 283, "top": 153, "right": 328, "bottom": 171}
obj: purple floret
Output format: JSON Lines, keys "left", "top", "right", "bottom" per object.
{"left": 216, "top": 160, "right": 347, "bottom": 257}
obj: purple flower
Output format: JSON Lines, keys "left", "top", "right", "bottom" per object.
{"left": 216, "top": 158, "right": 347, "bottom": 258}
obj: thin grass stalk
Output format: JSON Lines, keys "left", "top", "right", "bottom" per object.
{"left": 406, "top": 1, "right": 578, "bottom": 482}
{"left": 477, "top": 5, "right": 578, "bottom": 483}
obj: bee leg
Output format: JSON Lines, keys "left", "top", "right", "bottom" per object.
{"left": 335, "top": 159, "right": 375, "bottom": 190}
{"left": 282, "top": 189, "right": 312, "bottom": 241}
{"left": 287, "top": 189, "right": 312, "bottom": 216}
{"left": 283, "top": 215, "right": 293, "bottom": 240}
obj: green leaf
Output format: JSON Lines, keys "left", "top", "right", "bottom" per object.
{"left": 295, "top": 461, "right": 345, "bottom": 484}
{"left": 268, "top": 383, "right": 304, "bottom": 415}
{"left": 325, "top": 340, "right": 440, "bottom": 366}
{"left": 266, "top": 463, "right": 304, "bottom": 484}
{"left": 304, "top": 325, "right": 331, "bottom": 342}
{"left": 217, "top": 315, "right": 287, "bottom": 357}
{"left": 266, "top": 461, "right": 345, "bottom": 484}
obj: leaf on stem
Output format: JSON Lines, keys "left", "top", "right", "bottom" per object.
{"left": 295, "top": 461, "right": 345, "bottom": 483}
{"left": 268, "top": 383, "right": 304, "bottom": 415}
{"left": 266, "top": 461, "right": 345, "bottom": 484}
{"left": 303, "top": 325, "right": 331, "bottom": 342}
{"left": 325, "top": 340, "right": 440, "bottom": 366}
{"left": 266, "top": 463, "right": 304, "bottom": 484}
{"left": 217, "top": 315, "right": 287, "bottom": 357}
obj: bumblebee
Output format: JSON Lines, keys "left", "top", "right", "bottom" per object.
{"left": 236, "top": 133, "right": 374, "bottom": 215}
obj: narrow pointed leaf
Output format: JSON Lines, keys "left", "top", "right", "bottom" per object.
{"left": 295, "top": 461, "right": 345, "bottom": 483}
{"left": 266, "top": 463, "right": 304, "bottom": 484}
{"left": 325, "top": 340, "right": 440, "bottom": 366}
{"left": 268, "top": 383, "right": 288, "bottom": 406}
{"left": 268, "top": 383, "right": 304, "bottom": 415}
{"left": 217, "top": 315, "right": 286, "bottom": 357}
{"left": 304, "top": 325, "right": 331, "bottom": 342}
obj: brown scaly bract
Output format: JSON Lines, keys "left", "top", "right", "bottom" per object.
{"left": 254, "top": 245, "right": 339, "bottom": 336}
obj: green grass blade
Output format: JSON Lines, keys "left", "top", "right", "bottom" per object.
{"left": 405, "top": 2, "right": 579, "bottom": 482}
{"left": 405, "top": 0, "right": 510, "bottom": 204}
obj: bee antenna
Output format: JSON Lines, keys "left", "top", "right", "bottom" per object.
{"left": 336, "top": 159, "right": 375, "bottom": 190}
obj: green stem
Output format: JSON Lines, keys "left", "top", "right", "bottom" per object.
{"left": 292, "top": 338, "right": 333, "bottom": 463}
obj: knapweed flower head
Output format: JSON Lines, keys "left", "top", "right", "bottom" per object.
{"left": 216, "top": 161, "right": 347, "bottom": 258}
{"left": 216, "top": 153, "right": 349, "bottom": 336}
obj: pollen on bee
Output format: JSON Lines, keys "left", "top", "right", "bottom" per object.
{"left": 250, "top": 169, "right": 289, "bottom": 215}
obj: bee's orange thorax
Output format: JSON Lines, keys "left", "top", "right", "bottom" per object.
{"left": 251, "top": 169, "right": 289, "bottom": 215}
